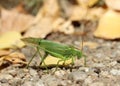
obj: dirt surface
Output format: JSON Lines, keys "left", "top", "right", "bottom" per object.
{"left": 0, "top": 21, "right": 120, "bottom": 86}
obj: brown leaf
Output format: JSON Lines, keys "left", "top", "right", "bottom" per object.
{"left": 0, "top": 52, "right": 27, "bottom": 67}
{"left": 41, "top": 0, "right": 60, "bottom": 18}
{"left": 24, "top": 0, "right": 60, "bottom": 38}
{"left": 53, "top": 19, "right": 75, "bottom": 34}
{"left": 0, "top": 50, "right": 10, "bottom": 56}
{"left": 86, "top": 7, "right": 106, "bottom": 20}
{"left": 24, "top": 17, "right": 53, "bottom": 38}
{"left": 69, "top": 6, "right": 87, "bottom": 21}
{"left": 3, "top": 52, "right": 27, "bottom": 64}
{"left": 0, "top": 8, "right": 34, "bottom": 34}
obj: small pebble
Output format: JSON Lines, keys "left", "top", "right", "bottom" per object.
{"left": 83, "top": 77, "right": 93, "bottom": 85}
{"left": 89, "top": 82, "right": 105, "bottom": 86}
{"left": 0, "top": 79, "right": 8, "bottom": 83}
{"left": 110, "top": 69, "right": 120, "bottom": 75}
{"left": 92, "top": 63, "right": 105, "bottom": 68}
{"left": 29, "top": 68, "right": 38, "bottom": 77}
{"left": 34, "top": 79, "right": 45, "bottom": 86}
{"left": 41, "top": 75, "right": 60, "bottom": 86}
{"left": 22, "top": 81, "right": 34, "bottom": 86}
{"left": 0, "top": 73, "right": 13, "bottom": 80}
{"left": 109, "top": 61, "right": 117, "bottom": 66}
{"left": 100, "top": 71, "right": 109, "bottom": 77}
{"left": 68, "top": 71, "right": 87, "bottom": 82}
{"left": 54, "top": 70, "right": 66, "bottom": 78}
{"left": 79, "top": 67, "right": 89, "bottom": 72}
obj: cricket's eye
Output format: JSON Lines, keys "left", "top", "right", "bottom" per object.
{"left": 38, "top": 41, "right": 41, "bottom": 45}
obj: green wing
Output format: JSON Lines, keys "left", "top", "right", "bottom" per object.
{"left": 38, "top": 39, "right": 75, "bottom": 58}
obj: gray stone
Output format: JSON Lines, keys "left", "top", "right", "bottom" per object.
{"left": 41, "top": 75, "right": 60, "bottom": 86}
{"left": 83, "top": 77, "right": 93, "bottom": 86}
{"left": 0, "top": 83, "right": 10, "bottom": 86}
{"left": 0, "top": 78, "right": 8, "bottom": 83}
{"left": 68, "top": 71, "right": 87, "bottom": 82}
{"left": 109, "top": 61, "right": 117, "bottom": 66}
{"left": 29, "top": 68, "right": 38, "bottom": 77}
{"left": 54, "top": 70, "right": 66, "bottom": 78}
{"left": 34, "top": 80, "right": 45, "bottom": 86}
{"left": 110, "top": 69, "right": 120, "bottom": 75}
{"left": 22, "top": 81, "right": 34, "bottom": 86}
{"left": 89, "top": 82, "right": 105, "bottom": 86}
{"left": 100, "top": 71, "right": 109, "bottom": 77}
{"left": 79, "top": 67, "right": 89, "bottom": 72}
{"left": 92, "top": 63, "right": 105, "bottom": 68}
{"left": 9, "top": 77, "right": 22, "bottom": 86}
{"left": 0, "top": 73, "right": 13, "bottom": 80}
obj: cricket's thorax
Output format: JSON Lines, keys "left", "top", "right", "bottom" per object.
{"left": 22, "top": 38, "right": 41, "bottom": 45}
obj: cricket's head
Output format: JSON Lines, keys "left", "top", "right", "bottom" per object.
{"left": 75, "top": 50, "right": 83, "bottom": 59}
{"left": 21, "top": 37, "right": 40, "bottom": 45}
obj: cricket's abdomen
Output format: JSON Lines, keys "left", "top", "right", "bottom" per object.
{"left": 39, "top": 40, "right": 71, "bottom": 56}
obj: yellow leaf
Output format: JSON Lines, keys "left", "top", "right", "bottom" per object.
{"left": 88, "top": 0, "right": 99, "bottom": 7}
{"left": 77, "top": 0, "right": 99, "bottom": 7}
{"left": 0, "top": 31, "right": 25, "bottom": 49}
{"left": 41, "top": 55, "right": 72, "bottom": 67}
{"left": 94, "top": 10, "right": 120, "bottom": 39}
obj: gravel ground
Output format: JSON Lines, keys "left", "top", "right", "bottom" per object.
{"left": 0, "top": 25, "right": 120, "bottom": 86}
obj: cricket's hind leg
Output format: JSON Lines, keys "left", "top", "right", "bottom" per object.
{"left": 70, "top": 57, "right": 75, "bottom": 72}
{"left": 38, "top": 51, "right": 49, "bottom": 73}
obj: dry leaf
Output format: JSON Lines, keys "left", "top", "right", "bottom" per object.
{"left": 86, "top": 7, "right": 106, "bottom": 20}
{"left": 0, "top": 50, "right": 10, "bottom": 56}
{"left": 0, "top": 57, "right": 5, "bottom": 66}
{"left": 0, "top": 8, "right": 34, "bottom": 34}
{"left": 0, "top": 31, "right": 25, "bottom": 49}
{"left": 41, "top": 55, "right": 72, "bottom": 67}
{"left": 105, "top": 0, "right": 120, "bottom": 10}
{"left": 24, "top": 17, "right": 53, "bottom": 38}
{"left": 24, "top": 0, "right": 60, "bottom": 38}
{"left": 88, "top": 0, "right": 99, "bottom": 7}
{"left": 70, "top": 6, "right": 87, "bottom": 21}
{"left": 94, "top": 10, "right": 120, "bottom": 39}
{"left": 53, "top": 18, "right": 75, "bottom": 34}
{"left": 4, "top": 52, "right": 27, "bottom": 64}
{"left": 77, "top": 0, "right": 99, "bottom": 7}
{"left": 52, "top": 17, "right": 65, "bottom": 29}
{"left": 0, "top": 52, "right": 27, "bottom": 67}
{"left": 77, "top": 0, "right": 89, "bottom": 7}
{"left": 41, "top": 0, "right": 60, "bottom": 18}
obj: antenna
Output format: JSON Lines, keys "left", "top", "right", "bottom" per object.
{"left": 81, "top": 3, "right": 88, "bottom": 66}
